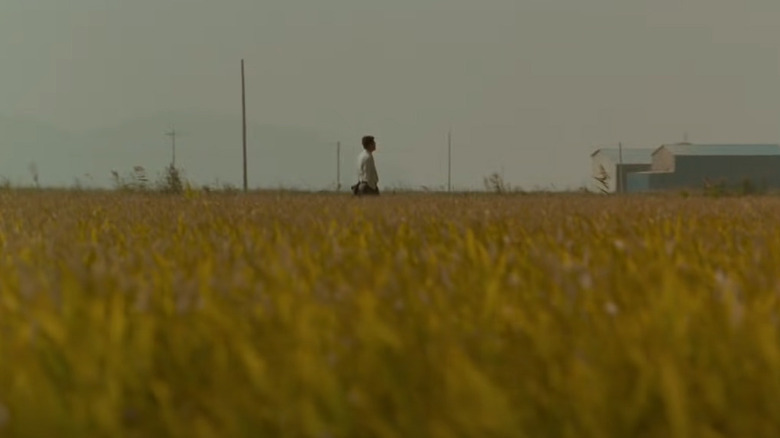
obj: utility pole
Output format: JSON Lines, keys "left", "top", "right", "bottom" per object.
{"left": 447, "top": 128, "right": 452, "bottom": 193}
{"left": 618, "top": 141, "right": 624, "bottom": 194}
{"left": 165, "top": 127, "right": 176, "bottom": 168}
{"left": 336, "top": 141, "right": 341, "bottom": 192}
{"left": 241, "top": 59, "right": 248, "bottom": 192}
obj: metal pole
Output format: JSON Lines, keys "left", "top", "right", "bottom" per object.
{"left": 618, "top": 141, "right": 623, "bottom": 193}
{"left": 241, "top": 59, "right": 248, "bottom": 192}
{"left": 165, "top": 127, "right": 176, "bottom": 168}
{"left": 336, "top": 141, "right": 341, "bottom": 191}
{"left": 447, "top": 129, "right": 452, "bottom": 193}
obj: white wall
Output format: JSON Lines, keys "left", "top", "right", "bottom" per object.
{"left": 591, "top": 153, "right": 617, "bottom": 192}
{"left": 652, "top": 147, "right": 676, "bottom": 172}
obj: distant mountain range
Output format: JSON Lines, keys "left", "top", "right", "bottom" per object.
{"left": 0, "top": 111, "right": 377, "bottom": 190}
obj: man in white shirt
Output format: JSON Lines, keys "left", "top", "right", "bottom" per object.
{"left": 352, "top": 135, "right": 380, "bottom": 196}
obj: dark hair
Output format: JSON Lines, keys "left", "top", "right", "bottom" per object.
{"left": 362, "top": 135, "right": 375, "bottom": 149}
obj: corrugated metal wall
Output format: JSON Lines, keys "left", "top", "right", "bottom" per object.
{"left": 645, "top": 155, "right": 780, "bottom": 191}
{"left": 617, "top": 164, "right": 651, "bottom": 193}
{"left": 627, "top": 172, "right": 651, "bottom": 192}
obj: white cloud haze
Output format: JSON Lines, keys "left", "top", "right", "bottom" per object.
{"left": 1, "top": 0, "right": 779, "bottom": 190}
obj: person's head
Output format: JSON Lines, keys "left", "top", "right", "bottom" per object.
{"left": 362, "top": 135, "right": 376, "bottom": 152}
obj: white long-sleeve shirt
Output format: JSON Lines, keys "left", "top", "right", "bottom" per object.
{"left": 357, "top": 150, "right": 379, "bottom": 189}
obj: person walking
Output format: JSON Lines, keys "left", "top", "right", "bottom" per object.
{"left": 352, "top": 135, "right": 380, "bottom": 196}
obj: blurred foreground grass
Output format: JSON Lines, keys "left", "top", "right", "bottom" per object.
{"left": 0, "top": 190, "right": 779, "bottom": 437}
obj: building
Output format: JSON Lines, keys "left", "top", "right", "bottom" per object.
{"left": 590, "top": 147, "right": 654, "bottom": 193}
{"left": 626, "top": 143, "right": 780, "bottom": 192}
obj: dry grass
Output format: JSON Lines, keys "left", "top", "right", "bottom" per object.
{"left": 0, "top": 190, "right": 779, "bottom": 437}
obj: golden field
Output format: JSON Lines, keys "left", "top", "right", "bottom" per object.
{"left": 0, "top": 190, "right": 779, "bottom": 437}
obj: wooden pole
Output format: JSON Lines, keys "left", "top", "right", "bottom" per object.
{"left": 336, "top": 141, "right": 341, "bottom": 192}
{"left": 242, "top": 59, "right": 248, "bottom": 192}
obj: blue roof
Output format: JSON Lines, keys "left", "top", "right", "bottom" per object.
{"left": 658, "top": 143, "right": 780, "bottom": 156}
{"left": 591, "top": 148, "right": 654, "bottom": 164}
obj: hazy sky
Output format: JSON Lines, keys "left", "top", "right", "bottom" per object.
{"left": 2, "top": 1, "right": 780, "bottom": 190}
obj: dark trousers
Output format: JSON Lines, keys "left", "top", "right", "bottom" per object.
{"left": 352, "top": 182, "right": 379, "bottom": 196}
